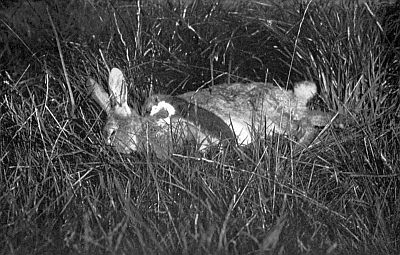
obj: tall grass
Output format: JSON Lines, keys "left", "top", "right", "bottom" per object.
{"left": 1, "top": 0, "right": 399, "bottom": 254}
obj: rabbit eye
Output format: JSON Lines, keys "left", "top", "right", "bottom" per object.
{"left": 104, "top": 128, "right": 117, "bottom": 144}
{"left": 142, "top": 104, "right": 151, "bottom": 115}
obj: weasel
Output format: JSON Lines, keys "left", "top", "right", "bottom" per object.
{"left": 144, "top": 94, "right": 235, "bottom": 142}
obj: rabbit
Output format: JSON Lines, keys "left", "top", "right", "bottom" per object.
{"left": 88, "top": 68, "right": 344, "bottom": 157}
{"left": 144, "top": 79, "right": 341, "bottom": 148}
{"left": 87, "top": 68, "right": 211, "bottom": 158}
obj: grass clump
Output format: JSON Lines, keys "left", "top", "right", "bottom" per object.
{"left": 1, "top": 0, "right": 399, "bottom": 254}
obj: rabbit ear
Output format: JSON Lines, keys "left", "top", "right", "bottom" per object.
{"left": 87, "top": 77, "right": 111, "bottom": 114}
{"left": 108, "top": 68, "right": 132, "bottom": 117}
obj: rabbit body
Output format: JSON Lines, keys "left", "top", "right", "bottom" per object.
{"left": 145, "top": 81, "right": 332, "bottom": 146}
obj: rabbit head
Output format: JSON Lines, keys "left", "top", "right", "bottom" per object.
{"left": 87, "top": 68, "right": 145, "bottom": 154}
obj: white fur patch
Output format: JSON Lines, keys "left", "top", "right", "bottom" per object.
{"left": 150, "top": 101, "right": 176, "bottom": 124}
{"left": 227, "top": 118, "right": 252, "bottom": 145}
{"left": 293, "top": 81, "right": 317, "bottom": 101}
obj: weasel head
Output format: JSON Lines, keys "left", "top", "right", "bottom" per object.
{"left": 145, "top": 94, "right": 177, "bottom": 124}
